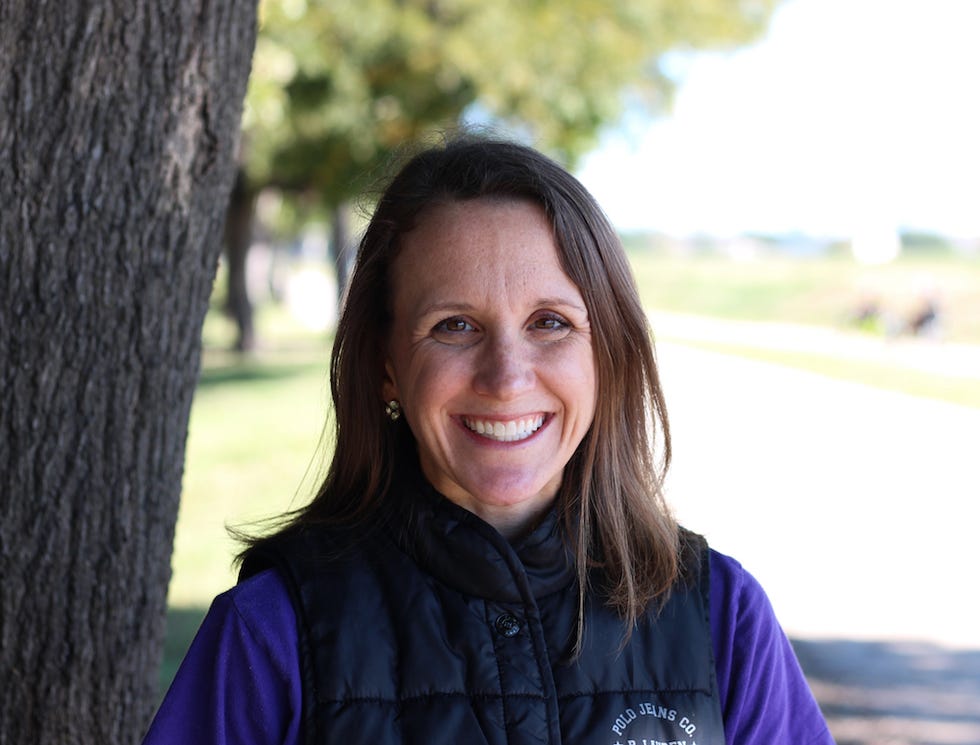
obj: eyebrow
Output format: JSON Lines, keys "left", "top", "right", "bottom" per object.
{"left": 416, "top": 297, "right": 587, "bottom": 317}
{"left": 416, "top": 301, "right": 477, "bottom": 317}
{"left": 535, "top": 296, "right": 588, "bottom": 314}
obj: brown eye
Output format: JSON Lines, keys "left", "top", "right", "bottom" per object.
{"left": 436, "top": 317, "right": 474, "bottom": 333}
{"left": 532, "top": 315, "right": 568, "bottom": 331}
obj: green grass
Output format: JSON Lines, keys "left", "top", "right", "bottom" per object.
{"left": 627, "top": 250, "right": 980, "bottom": 344}
{"left": 167, "top": 350, "right": 327, "bottom": 606}
{"left": 160, "top": 308, "right": 331, "bottom": 694}
{"left": 159, "top": 607, "right": 209, "bottom": 695}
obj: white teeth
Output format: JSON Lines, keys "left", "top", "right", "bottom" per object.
{"left": 464, "top": 415, "right": 545, "bottom": 442}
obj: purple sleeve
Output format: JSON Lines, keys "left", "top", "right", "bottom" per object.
{"left": 710, "top": 550, "right": 834, "bottom": 744}
{"left": 142, "top": 570, "right": 302, "bottom": 745}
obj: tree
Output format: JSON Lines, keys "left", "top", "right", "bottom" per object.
{"left": 0, "top": 1, "right": 258, "bottom": 742}
{"left": 230, "top": 0, "right": 780, "bottom": 331}
{"left": 224, "top": 169, "right": 259, "bottom": 352}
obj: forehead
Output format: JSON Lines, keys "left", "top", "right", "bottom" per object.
{"left": 404, "top": 197, "right": 552, "bottom": 258}
{"left": 389, "top": 198, "right": 582, "bottom": 313}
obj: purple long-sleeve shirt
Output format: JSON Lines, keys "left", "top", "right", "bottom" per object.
{"left": 144, "top": 550, "right": 833, "bottom": 744}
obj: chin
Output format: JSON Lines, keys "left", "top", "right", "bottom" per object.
{"left": 464, "top": 475, "right": 557, "bottom": 510}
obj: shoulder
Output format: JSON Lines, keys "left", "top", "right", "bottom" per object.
{"left": 191, "top": 568, "right": 302, "bottom": 690}
{"left": 142, "top": 569, "right": 302, "bottom": 745}
{"left": 707, "top": 548, "right": 763, "bottom": 620}
{"left": 707, "top": 547, "right": 788, "bottom": 676}
{"left": 222, "top": 567, "right": 299, "bottom": 647}
{"left": 707, "top": 548, "right": 834, "bottom": 744}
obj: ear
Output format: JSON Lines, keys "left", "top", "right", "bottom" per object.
{"left": 381, "top": 358, "right": 399, "bottom": 404}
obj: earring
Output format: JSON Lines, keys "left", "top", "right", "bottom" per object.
{"left": 384, "top": 400, "right": 401, "bottom": 421}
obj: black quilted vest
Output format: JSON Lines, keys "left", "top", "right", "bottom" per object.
{"left": 241, "top": 471, "right": 725, "bottom": 745}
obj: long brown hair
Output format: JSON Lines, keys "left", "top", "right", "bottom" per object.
{"left": 242, "top": 135, "right": 679, "bottom": 635}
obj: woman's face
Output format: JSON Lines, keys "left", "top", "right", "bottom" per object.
{"left": 383, "top": 198, "right": 597, "bottom": 537}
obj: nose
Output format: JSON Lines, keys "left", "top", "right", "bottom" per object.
{"left": 472, "top": 332, "right": 534, "bottom": 400}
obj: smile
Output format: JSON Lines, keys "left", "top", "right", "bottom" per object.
{"left": 462, "top": 415, "right": 546, "bottom": 443}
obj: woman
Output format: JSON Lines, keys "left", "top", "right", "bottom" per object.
{"left": 144, "top": 138, "right": 834, "bottom": 744}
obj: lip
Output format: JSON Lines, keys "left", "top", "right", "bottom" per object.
{"left": 456, "top": 413, "right": 550, "bottom": 444}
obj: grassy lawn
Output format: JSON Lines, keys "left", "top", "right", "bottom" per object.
{"left": 626, "top": 249, "right": 980, "bottom": 344}
{"left": 160, "top": 308, "right": 330, "bottom": 692}
{"left": 159, "top": 249, "right": 979, "bottom": 694}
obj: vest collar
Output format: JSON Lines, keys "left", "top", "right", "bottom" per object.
{"left": 386, "top": 455, "right": 576, "bottom": 603}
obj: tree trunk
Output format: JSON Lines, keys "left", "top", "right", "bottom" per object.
{"left": 224, "top": 169, "right": 256, "bottom": 352}
{"left": 0, "top": 1, "right": 257, "bottom": 743}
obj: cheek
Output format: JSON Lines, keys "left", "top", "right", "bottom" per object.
{"left": 545, "top": 344, "right": 597, "bottom": 408}
{"left": 398, "top": 349, "right": 466, "bottom": 414}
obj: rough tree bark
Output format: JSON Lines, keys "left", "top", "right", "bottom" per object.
{"left": 0, "top": 1, "right": 257, "bottom": 743}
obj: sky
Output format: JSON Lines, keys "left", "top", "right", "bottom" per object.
{"left": 576, "top": 0, "right": 980, "bottom": 239}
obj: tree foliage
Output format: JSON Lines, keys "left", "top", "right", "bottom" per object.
{"left": 219, "top": 0, "right": 780, "bottom": 342}
{"left": 243, "top": 0, "right": 780, "bottom": 207}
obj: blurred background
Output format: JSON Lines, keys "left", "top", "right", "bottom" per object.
{"left": 167, "top": 1, "right": 980, "bottom": 743}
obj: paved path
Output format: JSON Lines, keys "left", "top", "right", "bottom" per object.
{"left": 652, "top": 332, "right": 980, "bottom": 744}
{"left": 794, "top": 639, "right": 980, "bottom": 745}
